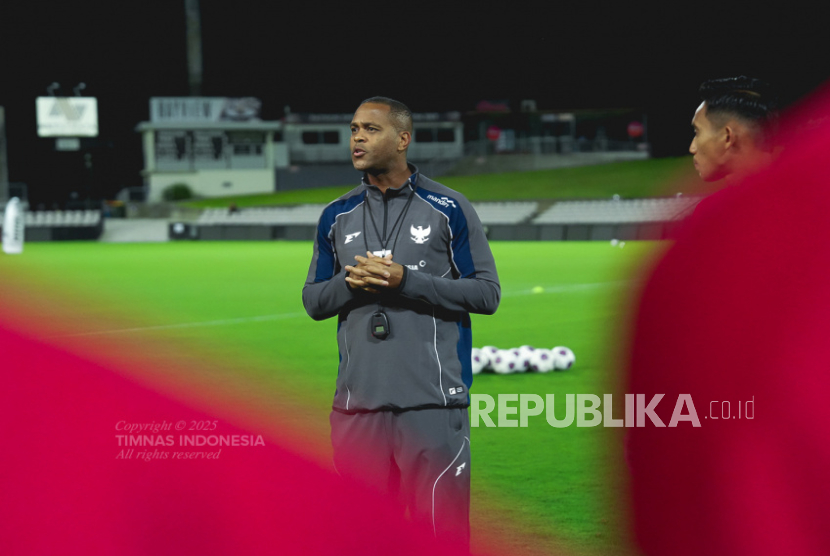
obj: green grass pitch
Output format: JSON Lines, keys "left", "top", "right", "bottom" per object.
{"left": 1, "top": 240, "right": 666, "bottom": 555}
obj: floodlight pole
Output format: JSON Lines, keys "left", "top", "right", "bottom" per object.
{"left": 0, "top": 107, "right": 8, "bottom": 202}
{"left": 185, "top": 0, "right": 203, "bottom": 96}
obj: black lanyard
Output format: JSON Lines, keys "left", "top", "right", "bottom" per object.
{"left": 362, "top": 182, "right": 417, "bottom": 258}
{"left": 360, "top": 181, "right": 417, "bottom": 340}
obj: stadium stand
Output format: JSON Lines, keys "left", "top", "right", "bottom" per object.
{"left": 522, "top": 196, "right": 704, "bottom": 241}
{"left": 195, "top": 202, "right": 540, "bottom": 227}
{"left": 472, "top": 202, "right": 538, "bottom": 224}
{"left": 171, "top": 197, "right": 703, "bottom": 242}
{"left": 26, "top": 210, "right": 102, "bottom": 227}
{"left": 197, "top": 205, "right": 324, "bottom": 226}
{"left": 183, "top": 202, "right": 538, "bottom": 241}
{"left": 532, "top": 196, "right": 702, "bottom": 224}
{"left": 17, "top": 210, "right": 104, "bottom": 241}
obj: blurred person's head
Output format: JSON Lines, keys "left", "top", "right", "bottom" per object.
{"left": 690, "top": 76, "right": 778, "bottom": 182}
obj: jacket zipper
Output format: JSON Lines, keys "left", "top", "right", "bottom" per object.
{"left": 382, "top": 191, "right": 388, "bottom": 245}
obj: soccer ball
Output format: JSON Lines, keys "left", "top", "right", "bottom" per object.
{"left": 513, "top": 345, "right": 536, "bottom": 372}
{"left": 491, "top": 349, "right": 519, "bottom": 374}
{"left": 480, "top": 345, "right": 499, "bottom": 358}
{"left": 479, "top": 345, "right": 499, "bottom": 371}
{"left": 529, "top": 348, "right": 555, "bottom": 373}
{"left": 551, "top": 346, "right": 576, "bottom": 370}
{"left": 471, "top": 348, "right": 489, "bottom": 375}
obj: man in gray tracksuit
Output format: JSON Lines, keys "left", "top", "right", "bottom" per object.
{"left": 302, "top": 97, "right": 499, "bottom": 546}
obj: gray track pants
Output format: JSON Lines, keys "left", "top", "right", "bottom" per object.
{"left": 330, "top": 407, "right": 471, "bottom": 546}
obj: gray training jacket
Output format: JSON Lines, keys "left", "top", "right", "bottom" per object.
{"left": 302, "top": 166, "right": 500, "bottom": 413}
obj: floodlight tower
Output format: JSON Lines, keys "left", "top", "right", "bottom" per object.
{"left": 37, "top": 81, "right": 100, "bottom": 206}
{"left": 185, "top": 0, "right": 203, "bottom": 96}
{"left": 0, "top": 105, "right": 8, "bottom": 202}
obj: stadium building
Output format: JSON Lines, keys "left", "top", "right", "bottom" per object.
{"left": 136, "top": 98, "right": 464, "bottom": 202}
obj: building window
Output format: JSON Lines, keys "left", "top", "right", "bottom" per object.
{"left": 436, "top": 128, "right": 455, "bottom": 142}
{"left": 415, "top": 128, "right": 455, "bottom": 143}
{"left": 302, "top": 130, "right": 340, "bottom": 145}
{"left": 227, "top": 132, "right": 265, "bottom": 156}
{"left": 415, "top": 129, "right": 433, "bottom": 142}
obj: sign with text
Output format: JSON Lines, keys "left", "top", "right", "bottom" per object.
{"left": 36, "top": 97, "right": 98, "bottom": 137}
{"left": 150, "top": 97, "right": 261, "bottom": 123}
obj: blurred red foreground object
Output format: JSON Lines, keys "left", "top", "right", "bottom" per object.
{"left": 0, "top": 321, "right": 468, "bottom": 556}
{"left": 629, "top": 84, "right": 830, "bottom": 555}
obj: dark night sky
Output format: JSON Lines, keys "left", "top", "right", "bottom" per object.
{"left": 0, "top": 2, "right": 827, "bottom": 204}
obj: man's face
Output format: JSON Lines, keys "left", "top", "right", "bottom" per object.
{"left": 350, "top": 103, "right": 402, "bottom": 173}
{"left": 690, "top": 101, "right": 728, "bottom": 181}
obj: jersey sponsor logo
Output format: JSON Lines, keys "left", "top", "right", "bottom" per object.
{"left": 405, "top": 264, "right": 419, "bottom": 271}
{"left": 371, "top": 249, "right": 391, "bottom": 258}
{"left": 455, "top": 462, "right": 466, "bottom": 476}
{"left": 449, "top": 386, "right": 464, "bottom": 395}
{"left": 426, "top": 194, "right": 457, "bottom": 208}
{"left": 344, "top": 231, "right": 361, "bottom": 244}
{"left": 410, "top": 225, "right": 431, "bottom": 244}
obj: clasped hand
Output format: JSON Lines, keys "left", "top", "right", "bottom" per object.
{"left": 345, "top": 252, "right": 404, "bottom": 293}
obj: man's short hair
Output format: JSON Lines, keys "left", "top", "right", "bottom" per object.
{"left": 360, "top": 96, "right": 413, "bottom": 133}
{"left": 699, "top": 76, "right": 779, "bottom": 147}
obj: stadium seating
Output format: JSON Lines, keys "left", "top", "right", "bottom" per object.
{"left": 471, "top": 202, "right": 538, "bottom": 225}
{"left": 197, "top": 202, "right": 540, "bottom": 227}
{"left": 24, "top": 210, "right": 102, "bottom": 227}
{"left": 16, "top": 210, "right": 104, "bottom": 241}
{"left": 532, "top": 196, "right": 702, "bottom": 224}
{"left": 197, "top": 205, "right": 325, "bottom": 226}
{"left": 178, "top": 198, "right": 701, "bottom": 242}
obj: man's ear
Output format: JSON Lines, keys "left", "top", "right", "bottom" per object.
{"left": 398, "top": 130, "right": 412, "bottom": 152}
{"left": 722, "top": 122, "right": 737, "bottom": 152}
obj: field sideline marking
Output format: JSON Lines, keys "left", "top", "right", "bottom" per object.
{"left": 56, "top": 282, "right": 630, "bottom": 338}
{"left": 56, "top": 312, "right": 307, "bottom": 338}
{"left": 502, "top": 280, "right": 630, "bottom": 297}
